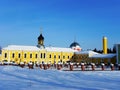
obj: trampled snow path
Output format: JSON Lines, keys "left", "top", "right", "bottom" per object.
{"left": 0, "top": 66, "right": 120, "bottom": 90}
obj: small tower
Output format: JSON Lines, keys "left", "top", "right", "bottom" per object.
{"left": 103, "top": 36, "right": 107, "bottom": 54}
{"left": 37, "top": 30, "right": 45, "bottom": 48}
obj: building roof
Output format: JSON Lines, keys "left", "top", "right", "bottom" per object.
{"left": 2, "top": 45, "right": 75, "bottom": 52}
{"left": 46, "top": 47, "right": 75, "bottom": 52}
{"left": 75, "top": 50, "right": 98, "bottom": 54}
{"left": 70, "top": 42, "right": 80, "bottom": 48}
{"left": 90, "top": 54, "right": 116, "bottom": 58}
{"left": 75, "top": 50, "right": 116, "bottom": 58}
{"left": 3, "top": 45, "right": 40, "bottom": 51}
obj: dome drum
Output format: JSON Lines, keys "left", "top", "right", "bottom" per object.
{"left": 70, "top": 42, "right": 82, "bottom": 51}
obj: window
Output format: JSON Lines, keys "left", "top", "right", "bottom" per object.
{"left": 63, "top": 56, "right": 65, "bottom": 59}
{"left": 72, "top": 56, "right": 74, "bottom": 59}
{"left": 12, "top": 53, "right": 15, "bottom": 58}
{"left": 49, "top": 54, "right": 51, "bottom": 58}
{"left": 44, "top": 53, "right": 46, "bottom": 58}
{"left": 41, "top": 53, "right": 42, "bottom": 58}
{"left": 5, "top": 53, "right": 7, "bottom": 58}
{"left": 54, "top": 55, "right": 56, "bottom": 59}
{"left": 35, "top": 54, "right": 37, "bottom": 58}
{"left": 30, "top": 54, "right": 32, "bottom": 58}
{"left": 18, "top": 53, "right": 21, "bottom": 58}
{"left": 68, "top": 56, "right": 69, "bottom": 59}
{"left": 58, "top": 55, "right": 60, "bottom": 59}
{"left": 24, "top": 54, "right": 27, "bottom": 58}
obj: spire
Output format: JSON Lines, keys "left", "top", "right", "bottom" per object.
{"left": 40, "top": 27, "right": 43, "bottom": 34}
{"left": 37, "top": 27, "right": 45, "bottom": 48}
{"left": 38, "top": 27, "right": 44, "bottom": 40}
{"left": 74, "top": 35, "right": 76, "bottom": 42}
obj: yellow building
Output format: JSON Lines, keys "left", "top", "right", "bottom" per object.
{"left": 1, "top": 45, "right": 75, "bottom": 64}
{"left": 0, "top": 33, "right": 75, "bottom": 64}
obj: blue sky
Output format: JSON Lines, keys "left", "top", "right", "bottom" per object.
{"left": 0, "top": 0, "right": 120, "bottom": 50}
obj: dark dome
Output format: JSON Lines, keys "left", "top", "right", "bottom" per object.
{"left": 70, "top": 42, "right": 80, "bottom": 48}
{"left": 38, "top": 34, "right": 44, "bottom": 40}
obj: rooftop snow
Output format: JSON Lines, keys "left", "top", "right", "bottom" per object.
{"left": 3, "top": 45, "right": 40, "bottom": 51}
{"left": 46, "top": 47, "right": 75, "bottom": 52}
{"left": 2, "top": 45, "right": 75, "bottom": 52}
{"left": 90, "top": 54, "right": 116, "bottom": 58}
{"left": 75, "top": 50, "right": 98, "bottom": 55}
{"left": 75, "top": 51, "right": 116, "bottom": 58}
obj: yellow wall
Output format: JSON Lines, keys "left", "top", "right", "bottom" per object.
{"left": 1, "top": 48, "right": 115, "bottom": 64}
{"left": 0, "top": 49, "right": 116, "bottom": 64}
{"left": 1, "top": 49, "right": 74, "bottom": 64}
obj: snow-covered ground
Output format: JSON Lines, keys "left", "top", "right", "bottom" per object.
{"left": 0, "top": 66, "right": 120, "bottom": 90}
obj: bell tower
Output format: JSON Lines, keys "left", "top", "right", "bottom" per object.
{"left": 37, "top": 28, "right": 45, "bottom": 48}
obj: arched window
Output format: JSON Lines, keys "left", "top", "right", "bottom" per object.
{"left": 18, "top": 53, "right": 21, "bottom": 58}
{"left": 58, "top": 55, "right": 60, "bottom": 59}
{"left": 12, "top": 53, "right": 15, "bottom": 58}
{"left": 44, "top": 53, "right": 46, "bottom": 58}
{"left": 35, "top": 54, "right": 37, "bottom": 58}
{"left": 63, "top": 56, "right": 65, "bottom": 59}
{"left": 24, "top": 54, "right": 27, "bottom": 58}
{"left": 68, "top": 56, "right": 69, "bottom": 59}
{"left": 41, "top": 53, "right": 42, "bottom": 58}
{"left": 54, "top": 55, "right": 56, "bottom": 59}
{"left": 5, "top": 53, "right": 7, "bottom": 58}
{"left": 49, "top": 54, "right": 51, "bottom": 58}
{"left": 30, "top": 54, "right": 32, "bottom": 58}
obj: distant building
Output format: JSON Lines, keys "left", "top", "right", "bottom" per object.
{"left": 115, "top": 44, "right": 120, "bottom": 64}
{"left": 74, "top": 50, "right": 116, "bottom": 64}
{"left": 0, "top": 32, "right": 117, "bottom": 64}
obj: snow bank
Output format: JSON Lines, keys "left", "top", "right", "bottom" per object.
{"left": 0, "top": 66, "right": 120, "bottom": 90}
